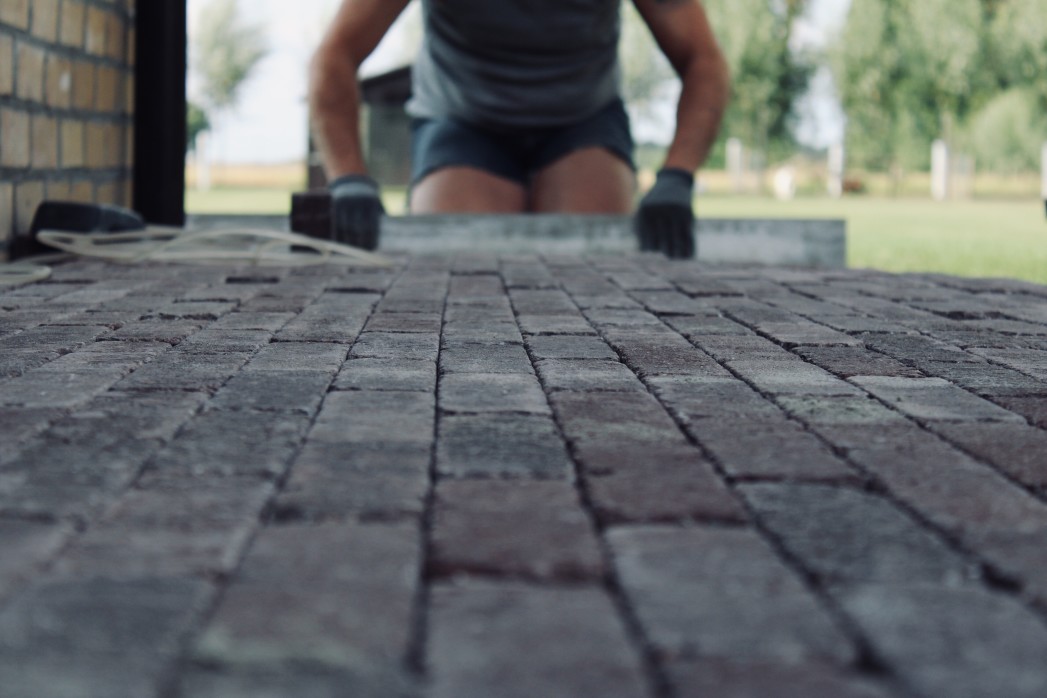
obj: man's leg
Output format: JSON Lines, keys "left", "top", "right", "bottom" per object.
{"left": 528, "top": 147, "right": 636, "bottom": 213}
{"left": 409, "top": 166, "right": 528, "bottom": 213}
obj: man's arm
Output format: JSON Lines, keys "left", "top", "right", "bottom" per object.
{"left": 308, "top": 0, "right": 411, "bottom": 180}
{"left": 631, "top": 0, "right": 730, "bottom": 173}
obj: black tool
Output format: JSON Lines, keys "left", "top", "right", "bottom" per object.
{"left": 11, "top": 201, "right": 146, "bottom": 260}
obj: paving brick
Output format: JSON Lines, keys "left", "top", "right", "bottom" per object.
{"left": 0, "top": 519, "right": 72, "bottom": 602}
{"left": 551, "top": 391, "right": 688, "bottom": 447}
{"left": 146, "top": 410, "right": 312, "bottom": 479}
{"left": 179, "top": 663, "right": 420, "bottom": 698}
{"left": 575, "top": 443, "right": 747, "bottom": 524}
{"left": 0, "top": 366, "right": 127, "bottom": 407}
{"left": 428, "top": 579, "right": 648, "bottom": 698}
{"left": 535, "top": 358, "right": 646, "bottom": 392}
{"left": 0, "top": 577, "right": 212, "bottom": 698}
{"left": 174, "top": 329, "right": 274, "bottom": 353}
{"left": 605, "top": 335, "right": 731, "bottom": 378}
{"left": 439, "top": 372, "right": 549, "bottom": 414}
{"left": 776, "top": 396, "right": 910, "bottom": 426}
{"left": 666, "top": 658, "right": 898, "bottom": 698}
{"left": 728, "top": 359, "right": 864, "bottom": 397}
{"left": 839, "top": 585, "right": 1047, "bottom": 698}
{"left": 333, "top": 357, "right": 437, "bottom": 392}
{"left": 106, "top": 319, "right": 206, "bottom": 344}
{"left": 990, "top": 395, "right": 1047, "bottom": 428}
{"left": 309, "top": 391, "right": 435, "bottom": 446}
{"left": 507, "top": 289, "right": 577, "bottom": 314}
{"left": 663, "top": 314, "right": 753, "bottom": 337}
{"left": 242, "top": 341, "right": 346, "bottom": 372}
{"left": 851, "top": 376, "right": 1025, "bottom": 423}
{"left": 114, "top": 350, "right": 252, "bottom": 392}
{"left": 439, "top": 341, "right": 533, "bottom": 374}
{"left": 917, "top": 360, "right": 1047, "bottom": 398}
{"left": 931, "top": 421, "right": 1047, "bottom": 490}
{"left": 51, "top": 476, "right": 272, "bottom": 579}
{"left": 209, "top": 370, "right": 333, "bottom": 413}
{"left": 739, "top": 483, "right": 975, "bottom": 586}
{"left": 209, "top": 312, "right": 294, "bottom": 332}
{"left": 795, "top": 346, "right": 924, "bottom": 378}
{"left": 0, "top": 407, "right": 60, "bottom": 465}
{"left": 525, "top": 334, "right": 618, "bottom": 360}
{"left": 430, "top": 479, "right": 603, "bottom": 581}
{"left": 275, "top": 442, "right": 430, "bottom": 522}
{"left": 608, "top": 525, "right": 854, "bottom": 662}
{"left": 437, "top": 414, "right": 572, "bottom": 479}
{"left": 364, "top": 311, "right": 442, "bottom": 334}
{"left": 349, "top": 331, "right": 440, "bottom": 362}
{"left": 194, "top": 522, "right": 419, "bottom": 667}
{"left": 647, "top": 375, "right": 782, "bottom": 421}
{"left": 691, "top": 333, "right": 800, "bottom": 362}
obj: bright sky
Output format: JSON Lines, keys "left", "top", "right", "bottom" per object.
{"left": 187, "top": 0, "right": 851, "bottom": 164}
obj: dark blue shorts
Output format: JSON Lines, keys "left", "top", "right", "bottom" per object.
{"left": 409, "top": 99, "right": 635, "bottom": 186}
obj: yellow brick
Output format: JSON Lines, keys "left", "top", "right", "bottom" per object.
{"left": 124, "top": 68, "right": 134, "bottom": 114}
{"left": 0, "top": 35, "right": 13, "bottom": 96}
{"left": 85, "top": 5, "right": 107, "bottom": 56}
{"left": 59, "top": 0, "right": 84, "bottom": 48}
{"left": 124, "top": 122, "right": 134, "bottom": 167}
{"left": 45, "top": 54, "right": 72, "bottom": 108}
{"left": 31, "top": 114, "right": 59, "bottom": 169}
{"left": 14, "top": 180, "right": 45, "bottom": 236}
{"left": 71, "top": 59, "right": 94, "bottom": 110}
{"left": 0, "top": 0, "right": 30, "bottom": 30}
{"left": 94, "top": 64, "right": 121, "bottom": 113}
{"left": 60, "top": 119, "right": 85, "bottom": 167}
{"left": 47, "top": 179, "right": 72, "bottom": 201}
{"left": 105, "top": 11, "right": 125, "bottom": 62}
{"left": 31, "top": 0, "right": 59, "bottom": 41}
{"left": 1, "top": 108, "right": 31, "bottom": 168}
{"left": 126, "top": 25, "right": 135, "bottom": 67}
{"left": 95, "top": 180, "right": 118, "bottom": 206}
{"left": 0, "top": 182, "right": 13, "bottom": 250}
{"left": 16, "top": 41, "right": 46, "bottom": 103}
{"left": 69, "top": 180, "right": 92, "bottom": 203}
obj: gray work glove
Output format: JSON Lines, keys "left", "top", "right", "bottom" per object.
{"left": 635, "top": 168, "right": 696, "bottom": 259}
{"left": 330, "top": 174, "right": 384, "bottom": 251}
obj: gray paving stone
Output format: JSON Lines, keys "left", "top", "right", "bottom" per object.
{"left": 364, "top": 311, "right": 443, "bottom": 334}
{"left": 174, "top": 329, "right": 274, "bottom": 353}
{"left": 516, "top": 313, "right": 598, "bottom": 335}
{"left": 795, "top": 346, "right": 925, "bottom": 378}
{"left": 439, "top": 341, "right": 534, "bottom": 374}
{"left": 840, "top": 585, "right": 1047, "bottom": 698}
{"left": 667, "top": 658, "right": 899, "bottom": 698}
{"left": 209, "top": 311, "right": 295, "bottom": 331}
{"left": 350, "top": 331, "right": 440, "bottom": 362}
{"left": 729, "top": 359, "right": 865, "bottom": 397}
{"left": 147, "top": 409, "right": 312, "bottom": 479}
{"left": 209, "top": 370, "right": 333, "bottom": 413}
{"left": 0, "top": 577, "right": 213, "bottom": 698}
{"left": 333, "top": 357, "right": 437, "bottom": 392}
{"left": 0, "top": 519, "right": 73, "bottom": 603}
{"left": 428, "top": 579, "right": 648, "bottom": 698}
{"left": 930, "top": 421, "right": 1047, "bottom": 489}
{"left": 739, "top": 483, "right": 975, "bottom": 586}
{"left": 551, "top": 391, "right": 689, "bottom": 447}
{"left": 536, "top": 358, "right": 647, "bottom": 392}
{"left": 51, "top": 476, "right": 272, "bottom": 579}
{"left": 439, "top": 372, "right": 550, "bottom": 414}
{"left": 242, "top": 341, "right": 347, "bottom": 372}
{"left": 194, "top": 522, "right": 419, "bottom": 667}
{"left": 180, "top": 662, "right": 420, "bottom": 698}
{"left": 0, "top": 366, "right": 129, "bottom": 408}
{"left": 309, "top": 391, "right": 435, "bottom": 446}
{"left": 608, "top": 525, "right": 854, "bottom": 663}
{"left": 114, "top": 350, "right": 254, "bottom": 392}
{"left": 851, "top": 376, "right": 1026, "bottom": 422}
{"left": 437, "top": 413, "right": 572, "bottom": 479}
{"left": 106, "top": 319, "right": 206, "bottom": 344}
{"left": 430, "top": 479, "right": 604, "bottom": 581}
{"left": 525, "top": 334, "right": 618, "bottom": 360}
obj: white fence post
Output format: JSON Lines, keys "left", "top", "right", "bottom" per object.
{"left": 1041, "top": 141, "right": 1047, "bottom": 200}
{"left": 827, "top": 143, "right": 844, "bottom": 198}
{"left": 727, "top": 138, "right": 744, "bottom": 194}
{"left": 931, "top": 139, "right": 950, "bottom": 201}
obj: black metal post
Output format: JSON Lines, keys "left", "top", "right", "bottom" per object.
{"left": 133, "top": 0, "right": 187, "bottom": 226}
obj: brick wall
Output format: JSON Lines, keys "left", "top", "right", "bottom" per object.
{"left": 0, "top": 0, "right": 135, "bottom": 259}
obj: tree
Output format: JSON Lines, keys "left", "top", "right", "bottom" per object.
{"left": 988, "top": 0, "right": 1047, "bottom": 108}
{"left": 186, "top": 101, "right": 210, "bottom": 154}
{"left": 192, "top": 0, "right": 268, "bottom": 118}
{"left": 702, "top": 0, "right": 815, "bottom": 161}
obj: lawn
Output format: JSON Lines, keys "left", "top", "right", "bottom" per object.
{"left": 185, "top": 188, "right": 1047, "bottom": 284}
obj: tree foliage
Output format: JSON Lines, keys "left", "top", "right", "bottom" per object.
{"left": 702, "top": 0, "right": 815, "bottom": 160}
{"left": 833, "top": 0, "right": 1047, "bottom": 172}
{"left": 186, "top": 101, "right": 210, "bottom": 153}
{"left": 193, "top": 0, "right": 268, "bottom": 114}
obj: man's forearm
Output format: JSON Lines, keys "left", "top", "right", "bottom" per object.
{"left": 309, "top": 50, "right": 368, "bottom": 179}
{"left": 663, "top": 52, "right": 729, "bottom": 174}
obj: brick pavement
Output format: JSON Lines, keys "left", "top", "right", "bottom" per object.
{"left": 1, "top": 254, "right": 1047, "bottom": 697}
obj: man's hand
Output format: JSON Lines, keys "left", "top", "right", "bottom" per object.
{"left": 330, "top": 174, "right": 384, "bottom": 250}
{"left": 635, "top": 168, "right": 695, "bottom": 259}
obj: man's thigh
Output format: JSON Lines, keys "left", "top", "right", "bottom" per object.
{"left": 528, "top": 147, "right": 636, "bottom": 214}
{"left": 409, "top": 167, "right": 527, "bottom": 213}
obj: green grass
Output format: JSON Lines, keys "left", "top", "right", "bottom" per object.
{"left": 185, "top": 187, "right": 1047, "bottom": 284}
{"left": 698, "top": 196, "right": 1047, "bottom": 284}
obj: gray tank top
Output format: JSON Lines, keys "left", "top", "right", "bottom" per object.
{"left": 407, "top": 0, "right": 623, "bottom": 129}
